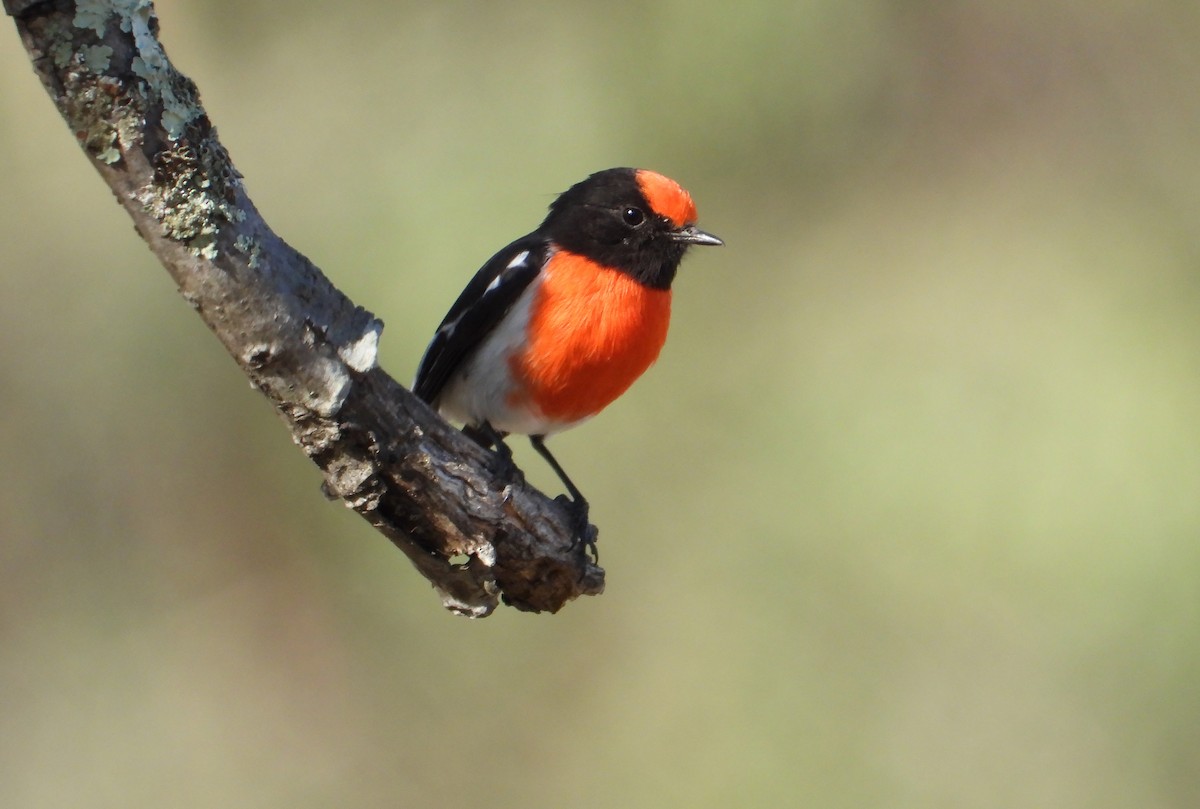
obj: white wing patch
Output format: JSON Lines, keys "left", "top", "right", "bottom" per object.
{"left": 506, "top": 250, "right": 531, "bottom": 269}
{"left": 413, "top": 242, "right": 543, "bottom": 407}
{"left": 482, "top": 250, "right": 531, "bottom": 295}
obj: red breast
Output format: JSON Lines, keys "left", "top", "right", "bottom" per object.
{"left": 509, "top": 250, "right": 671, "bottom": 425}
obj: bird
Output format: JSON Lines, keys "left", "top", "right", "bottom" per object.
{"left": 413, "top": 167, "right": 722, "bottom": 545}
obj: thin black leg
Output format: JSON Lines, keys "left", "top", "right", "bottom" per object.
{"left": 463, "top": 421, "right": 521, "bottom": 482}
{"left": 464, "top": 426, "right": 597, "bottom": 560}
{"left": 530, "top": 435, "right": 596, "bottom": 559}
{"left": 529, "top": 435, "right": 583, "bottom": 504}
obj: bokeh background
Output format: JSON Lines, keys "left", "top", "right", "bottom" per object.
{"left": 4, "top": 1, "right": 1200, "bottom": 806}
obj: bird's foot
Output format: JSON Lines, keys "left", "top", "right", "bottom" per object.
{"left": 556, "top": 494, "right": 598, "bottom": 563}
{"left": 463, "top": 424, "right": 525, "bottom": 487}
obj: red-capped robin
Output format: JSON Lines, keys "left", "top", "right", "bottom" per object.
{"left": 413, "top": 167, "right": 722, "bottom": 541}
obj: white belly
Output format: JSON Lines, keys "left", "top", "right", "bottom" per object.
{"left": 435, "top": 278, "right": 581, "bottom": 436}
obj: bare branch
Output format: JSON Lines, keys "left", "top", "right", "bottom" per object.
{"left": 5, "top": 0, "right": 603, "bottom": 616}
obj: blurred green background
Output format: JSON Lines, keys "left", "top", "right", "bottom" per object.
{"left": 4, "top": 1, "right": 1200, "bottom": 806}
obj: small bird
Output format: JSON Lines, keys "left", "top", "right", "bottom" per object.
{"left": 413, "top": 167, "right": 722, "bottom": 541}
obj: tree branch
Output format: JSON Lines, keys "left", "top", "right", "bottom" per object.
{"left": 6, "top": 0, "right": 603, "bottom": 616}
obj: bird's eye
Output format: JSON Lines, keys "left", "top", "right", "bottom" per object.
{"left": 622, "top": 206, "right": 646, "bottom": 227}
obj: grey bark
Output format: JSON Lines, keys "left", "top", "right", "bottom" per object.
{"left": 6, "top": 0, "right": 603, "bottom": 616}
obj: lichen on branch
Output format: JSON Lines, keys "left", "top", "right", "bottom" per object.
{"left": 6, "top": 0, "right": 603, "bottom": 616}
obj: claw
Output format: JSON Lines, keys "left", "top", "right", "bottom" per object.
{"left": 468, "top": 425, "right": 599, "bottom": 562}
{"left": 556, "top": 494, "right": 598, "bottom": 563}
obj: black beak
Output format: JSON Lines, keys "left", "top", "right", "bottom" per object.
{"left": 670, "top": 224, "right": 724, "bottom": 246}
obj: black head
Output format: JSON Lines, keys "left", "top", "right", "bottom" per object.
{"left": 539, "top": 167, "right": 722, "bottom": 290}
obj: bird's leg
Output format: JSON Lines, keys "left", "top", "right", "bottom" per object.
{"left": 463, "top": 422, "right": 524, "bottom": 485}
{"left": 530, "top": 435, "right": 598, "bottom": 561}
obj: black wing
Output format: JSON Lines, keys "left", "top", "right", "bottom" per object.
{"left": 413, "top": 234, "right": 547, "bottom": 404}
